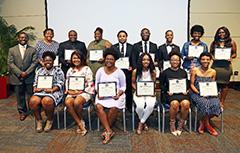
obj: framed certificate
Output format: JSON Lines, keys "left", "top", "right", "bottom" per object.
{"left": 163, "top": 61, "right": 171, "bottom": 71}
{"left": 68, "top": 76, "right": 85, "bottom": 90}
{"left": 115, "top": 57, "right": 129, "bottom": 69}
{"left": 37, "top": 75, "right": 53, "bottom": 89}
{"left": 169, "top": 79, "right": 187, "bottom": 94}
{"left": 188, "top": 45, "right": 204, "bottom": 57}
{"left": 136, "top": 81, "right": 155, "bottom": 96}
{"left": 89, "top": 50, "right": 103, "bottom": 61}
{"left": 54, "top": 56, "right": 59, "bottom": 67}
{"left": 199, "top": 81, "right": 218, "bottom": 97}
{"left": 98, "top": 82, "right": 117, "bottom": 98}
{"left": 64, "top": 49, "right": 75, "bottom": 60}
{"left": 214, "top": 48, "right": 231, "bottom": 60}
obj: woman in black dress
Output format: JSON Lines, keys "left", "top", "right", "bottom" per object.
{"left": 160, "top": 51, "right": 190, "bottom": 136}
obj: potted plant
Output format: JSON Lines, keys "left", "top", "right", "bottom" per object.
{"left": 0, "top": 16, "right": 35, "bottom": 99}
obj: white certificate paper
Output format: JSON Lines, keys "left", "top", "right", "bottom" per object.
{"left": 188, "top": 45, "right": 204, "bottom": 57}
{"left": 64, "top": 49, "right": 75, "bottom": 60}
{"left": 155, "top": 67, "right": 160, "bottom": 78}
{"left": 98, "top": 82, "right": 117, "bottom": 98}
{"left": 54, "top": 56, "right": 59, "bottom": 67}
{"left": 169, "top": 79, "right": 187, "bottom": 94}
{"left": 89, "top": 50, "right": 103, "bottom": 61}
{"left": 199, "top": 81, "right": 218, "bottom": 97}
{"left": 214, "top": 48, "right": 231, "bottom": 60}
{"left": 115, "top": 57, "right": 129, "bottom": 69}
{"left": 136, "top": 81, "right": 155, "bottom": 96}
{"left": 68, "top": 76, "right": 85, "bottom": 90}
{"left": 37, "top": 75, "right": 53, "bottom": 89}
{"left": 163, "top": 61, "right": 171, "bottom": 71}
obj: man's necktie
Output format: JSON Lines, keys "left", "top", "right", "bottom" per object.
{"left": 121, "top": 44, "right": 124, "bottom": 56}
{"left": 144, "top": 41, "right": 147, "bottom": 53}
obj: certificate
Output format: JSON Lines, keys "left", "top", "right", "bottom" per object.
{"left": 68, "top": 76, "right": 85, "bottom": 90}
{"left": 64, "top": 49, "right": 75, "bottom": 60}
{"left": 37, "top": 75, "right": 53, "bottom": 89}
{"left": 188, "top": 45, "right": 204, "bottom": 57}
{"left": 163, "top": 61, "right": 171, "bottom": 71}
{"left": 214, "top": 48, "right": 231, "bottom": 60}
{"left": 115, "top": 57, "right": 129, "bottom": 69}
{"left": 169, "top": 79, "right": 187, "bottom": 94}
{"left": 89, "top": 50, "right": 103, "bottom": 61}
{"left": 98, "top": 82, "right": 117, "bottom": 98}
{"left": 54, "top": 56, "right": 59, "bottom": 67}
{"left": 199, "top": 81, "right": 218, "bottom": 97}
{"left": 155, "top": 67, "right": 160, "bottom": 78}
{"left": 136, "top": 81, "right": 155, "bottom": 96}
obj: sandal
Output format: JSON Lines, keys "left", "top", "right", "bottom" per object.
{"left": 102, "top": 131, "right": 115, "bottom": 144}
{"left": 76, "top": 121, "right": 88, "bottom": 136}
{"left": 36, "top": 120, "right": 43, "bottom": 133}
{"left": 44, "top": 120, "right": 53, "bottom": 132}
{"left": 143, "top": 123, "right": 149, "bottom": 131}
{"left": 136, "top": 122, "right": 143, "bottom": 135}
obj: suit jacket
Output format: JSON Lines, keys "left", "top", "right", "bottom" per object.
{"left": 155, "top": 43, "right": 180, "bottom": 69}
{"left": 58, "top": 40, "right": 87, "bottom": 74}
{"left": 8, "top": 45, "right": 37, "bottom": 85}
{"left": 131, "top": 41, "right": 158, "bottom": 69}
{"left": 113, "top": 42, "right": 133, "bottom": 59}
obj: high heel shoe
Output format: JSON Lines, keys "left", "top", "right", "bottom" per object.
{"left": 170, "top": 119, "right": 177, "bottom": 136}
{"left": 176, "top": 119, "right": 185, "bottom": 136}
{"left": 136, "top": 122, "right": 143, "bottom": 135}
{"left": 102, "top": 131, "right": 115, "bottom": 144}
{"left": 206, "top": 124, "right": 218, "bottom": 136}
{"left": 77, "top": 121, "right": 88, "bottom": 136}
{"left": 143, "top": 123, "right": 149, "bottom": 131}
{"left": 198, "top": 120, "right": 205, "bottom": 134}
{"left": 44, "top": 120, "right": 53, "bottom": 132}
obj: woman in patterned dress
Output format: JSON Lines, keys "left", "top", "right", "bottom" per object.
{"left": 35, "top": 28, "right": 59, "bottom": 67}
{"left": 190, "top": 52, "right": 221, "bottom": 136}
{"left": 64, "top": 51, "right": 94, "bottom": 136}
{"left": 29, "top": 51, "right": 65, "bottom": 133}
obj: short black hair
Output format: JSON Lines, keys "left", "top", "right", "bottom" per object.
{"left": 190, "top": 25, "right": 204, "bottom": 36}
{"left": 17, "top": 31, "right": 29, "bottom": 39}
{"left": 95, "top": 27, "right": 103, "bottom": 34}
{"left": 43, "top": 28, "right": 54, "bottom": 36}
{"left": 168, "top": 50, "right": 182, "bottom": 59}
{"left": 70, "top": 50, "right": 87, "bottom": 67}
{"left": 42, "top": 51, "right": 56, "bottom": 61}
{"left": 103, "top": 47, "right": 119, "bottom": 60}
{"left": 117, "top": 30, "right": 128, "bottom": 37}
{"left": 199, "top": 52, "right": 212, "bottom": 60}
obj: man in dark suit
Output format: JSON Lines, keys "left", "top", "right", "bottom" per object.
{"left": 131, "top": 28, "right": 158, "bottom": 69}
{"left": 155, "top": 30, "right": 180, "bottom": 71}
{"left": 8, "top": 32, "right": 37, "bottom": 121}
{"left": 58, "top": 30, "right": 87, "bottom": 74}
{"left": 113, "top": 30, "right": 133, "bottom": 111}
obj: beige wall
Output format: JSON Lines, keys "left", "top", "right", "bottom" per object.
{"left": 0, "top": 0, "right": 46, "bottom": 45}
{"left": 1, "top": 0, "right": 240, "bottom": 80}
{"left": 190, "top": 0, "right": 240, "bottom": 81}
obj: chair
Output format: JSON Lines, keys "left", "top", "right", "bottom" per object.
{"left": 160, "top": 103, "right": 192, "bottom": 133}
{"left": 194, "top": 106, "right": 223, "bottom": 133}
{"left": 132, "top": 102, "right": 161, "bottom": 132}
{"left": 97, "top": 108, "right": 126, "bottom": 132}
{"left": 63, "top": 101, "right": 92, "bottom": 130}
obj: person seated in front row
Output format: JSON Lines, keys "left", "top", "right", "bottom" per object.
{"left": 95, "top": 48, "right": 126, "bottom": 144}
{"left": 64, "top": 51, "right": 94, "bottom": 136}
{"left": 132, "top": 53, "right": 156, "bottom": 135}
{"left": 160, "top": 51, "right": 190, "bottom": 136}
{"left": 29, "top": 51, "right": 65, "bottom": 133}
{"left": 190, "top": 52, "right": 221, "bottom": 136}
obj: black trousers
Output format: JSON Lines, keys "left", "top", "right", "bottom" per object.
{"left": 123, "top": 70, "right": 133, "bottom": 111}
{"left": 14, "top": 83, "right": 33, "bottom": 114}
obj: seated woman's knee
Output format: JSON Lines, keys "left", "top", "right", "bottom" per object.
{"left": 170, "top": 101, "right": 179, "bottom": 110}
{"left": 96, "top": 104, "right": 104, "bottom": 112}
{"left": 29, "top": 96, "right": 41, "bottom": 109}
{"left": 42, "top": 97, "right": 54, "bottom": 107}
{"left": 181, "top": 100, "right": 190, "bottom": 110}
{"left": 65, "top": 97, "right": 74, "bottom": 107}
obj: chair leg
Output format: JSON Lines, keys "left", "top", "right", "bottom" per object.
{"left": 158, "top": 105, "right": 161, "bottom": 132}
{"left": 221, "top": 110, "right": 224, "bottom": 133}
{"left": 56, "top": 110, "right": 60, "bottom": 129}
{"left": 132, "top": 103, "right": 135, "bottom": 131}
{"left": 189, "top": 108, "right": 192, "bottom": 132}
{"left": 162, "top": 107, "right": 165, "bottom": 133}
{"left": 64, "top": 106, "right": 67, "bottom": 130}
{"left": 88, "top": 106, "right": 92, "bottom": 131}
{"left": 194, "top": 107, "right": 197, "bottom": 132}
{"left": 97, "top": 117, "right": 100, "bottom": 131}
{"left": 123, "top": 108, "right": 126, "bottom": 132}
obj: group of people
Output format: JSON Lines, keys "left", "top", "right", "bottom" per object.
{"left": 7, "top": 25, "right": 237, "bottom": 144}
